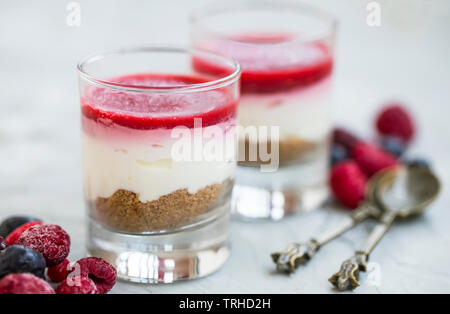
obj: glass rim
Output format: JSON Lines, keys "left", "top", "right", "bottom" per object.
{"left": 77, "top": 46, "right": 241, "bottom": 94}
{"left": 190, "top": 0, "right": 338, "bottom": 45}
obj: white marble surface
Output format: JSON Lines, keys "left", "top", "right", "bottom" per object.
{"left": 0, "top": 0, "right": 449, "bottom": 294}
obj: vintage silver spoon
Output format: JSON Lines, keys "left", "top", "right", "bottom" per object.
{"left": 329, "top": 164, "right": 441, "bottom": 291}
{"left": 271, "top": 168, "right": 391, "bottom": 274}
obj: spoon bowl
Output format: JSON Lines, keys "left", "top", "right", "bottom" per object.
{"left": 375, "top": 165, "right": 441, "bottom": 219}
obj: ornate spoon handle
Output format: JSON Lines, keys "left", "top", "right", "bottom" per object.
{"left": 272, "top": 203, "right": 376, "bottom": 274}
{"left": 329, "top": 211, "right": 397, "bottom": 291}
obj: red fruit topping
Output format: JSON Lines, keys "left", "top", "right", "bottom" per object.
{"left": 76, "top": 257, "right": 117, "bottom": 294}
{"left": 330, "top": 161, "right": 367, "bottom": 209}
{"left": 333, "top": 128, "right": 361, "bottom": 151}
{"left": 4, "top": 221, "right": 43, "bottom": 246}
{"left": 376, "top": 104, "right": 415, "bottom": 142}
{"left": 56, "top": 276, "right": 97, "bottom": 295}
{"left": 82, "top": 74, "right": 237, "bottom": 130}
{"left": 17, "top": 224, "right": 71, "bottom": 267}
{"left": 47, "top": 258, "right": 71, "bottom": 283}
{"left": 352, "top": 142, "right": 399, "bottom": 177}
{"left": 194, "top": 34, "right": 333, "bottom": 93}
{"left": 0, "top": 273, "right": 55, "bottom": 294}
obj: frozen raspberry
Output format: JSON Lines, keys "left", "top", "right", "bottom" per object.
{"left": 0, "top": 273, "right": 54, "bottom": 294}
{"left": 0, "top": 245, "right": 46, "bottom": 279}
{"left": 56, "top": 276, "right": 97, "bottom": 294}
{"left": 4, "top": 221, "right": 43, "bottom": 246}
{"left": 47, "top": 258, "right": 72, "bottom": 283}
{"left": 333, "top": 128, "right": 361, "bottom": 151}
{"left": 17, "top": 224, "right": 70, "bottom": 267}
{"left": 376, "top": 104, "right": 415, "bottom": 142}
{"left": 330, "top": 161, "right": 367, "bottom": 209}
{"left": 76, "top": 257, "right": 117, "bottom": 294}
{"left": 0, "top": 216, "right": 42, "bottom": 238}
{"left": 352, "top": 142, "right": 399, "bottom": 177}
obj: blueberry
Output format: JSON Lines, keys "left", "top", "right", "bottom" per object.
{"left": 0, "top": 216, "right": 41, "bottom": 238}
{"left": 0, "top": 237, "right": 6, "bottom": 251}
{"left": 380, "top": 136, "right": 406, "bottom": 157}
{"left": 0, "top": 245, "right": 46, "bottom": 279}
{"left": 331, "top": 143, "right": 349, "bottom": 165}
{"left": 404, "top": 158, "right": 431, "bottom": 169}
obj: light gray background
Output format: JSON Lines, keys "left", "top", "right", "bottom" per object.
{"left": 0, "top": 0, "right": 449, "bottom": 294}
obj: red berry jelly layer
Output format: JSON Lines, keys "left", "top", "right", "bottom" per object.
{"left": 81, "top": 74, "right": 237, "bottom": 130}
{"left": 194, "top": 33, "right": 333, "bottom": 94}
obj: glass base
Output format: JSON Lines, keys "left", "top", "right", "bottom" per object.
{"left": 88, "top": 211, "right": 230, "bottom": 284}
{"left": 232, "top": 156, "right": 329, "bottom": 220}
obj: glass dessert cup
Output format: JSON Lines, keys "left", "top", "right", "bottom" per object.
{"left": 78, "top": 47, "right": 240, "bottom": 283}
{"left": 191, "top": 0, "right": 337, "bottom": 220}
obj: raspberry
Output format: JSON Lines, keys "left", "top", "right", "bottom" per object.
{"left": 47, "top": 258, "right": 71, "bottom": 283}
{"left": 4, "top": 221, "right": 43, "bottom": 246}
{"left": 17, "top": 224, "right": 70, "bottom": 267}
{"left": 376, "top": 104, "right": 415, "bottom": 142}
{"left": 0, "top": 273, "right": 54, "bottom": 294}
{"left": 56, "top": 276, "right": 97, "bottom": 294}
{"left": 76, "top": 257, "right": 117, "bottom": 294}
{"left": 0, "top": 216, "right": 42, "bottom": 238}
{"left": 330, "top": 161, "right": 367, "bottom": 209}
{"left": 352, "top": 142, "right": 399, "bottom": 177}
{"left": 333, "top": 128, "right": 361, "bottom": 150}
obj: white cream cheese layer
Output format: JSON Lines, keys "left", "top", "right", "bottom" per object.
{"left": 238, "top": 78, "right": 332, "bottom": 142}
{"left": 82, "top": 121, "right": 236, "bottom": 203}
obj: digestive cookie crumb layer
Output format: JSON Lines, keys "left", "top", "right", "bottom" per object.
{"left": 239, "top": 137, "right": 317, "bottom": 167}
{"left": 93, "top": 183, "right": 225, "bottom": 232}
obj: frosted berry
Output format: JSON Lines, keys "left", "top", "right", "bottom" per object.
{"left": 56, "top": 276, "right": 97, "bottom": 294}
{"left": 4, "top": 221, "right": 43, "bottom": 246}
{"left": 376, "top": 104, "right": 415, "bottom": 142}
{"left": 76, "top": 257, "right": 117, "bottom": 294}
{"left": 330, "top": 161, "right": 367, "bottom": 209}
{"left": 0, "top": 237, "right": 6, "bottom": 251}
{"left": 0, "top": 273, "right": 54, "bottom": 294}
{"left": 47, "top": 258, "right": 72, "bottom": 283}
{"left": 0, "top": 216, "right": 41, "bottom": 238}
{"left": 331, "top": 143, "right": 349, "bottom": 166}
{"left": 0, "top": 245, "right": 46, "bottom": 280}
{"left": 17, "top": 224, "right": 70, "bottom": 267}
{"left": 352, "top": 142, "right": 399, "bottom": 177}
{"left": 380, "top": 136, "right": 406, "bottom": 157}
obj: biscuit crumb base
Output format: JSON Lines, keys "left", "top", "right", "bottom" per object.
{"left": 93, "top": 183, "right": 224, "bottom": 233}
{"left": 239, "top": 137, "right": 316, "bottom": 167}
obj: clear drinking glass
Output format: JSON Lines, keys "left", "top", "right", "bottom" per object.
{"left": 78, "top": 47, "right": 240, "bottom": 283}
{"left": 191, "top": 0, "right": 337, "bottom": 219}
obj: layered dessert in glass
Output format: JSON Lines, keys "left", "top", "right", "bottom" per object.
{"left": 78, "top": 47, "right": 240, "bottom": 283}
{"left": 191, "top": 0, "right": 337, "bottom": 219}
